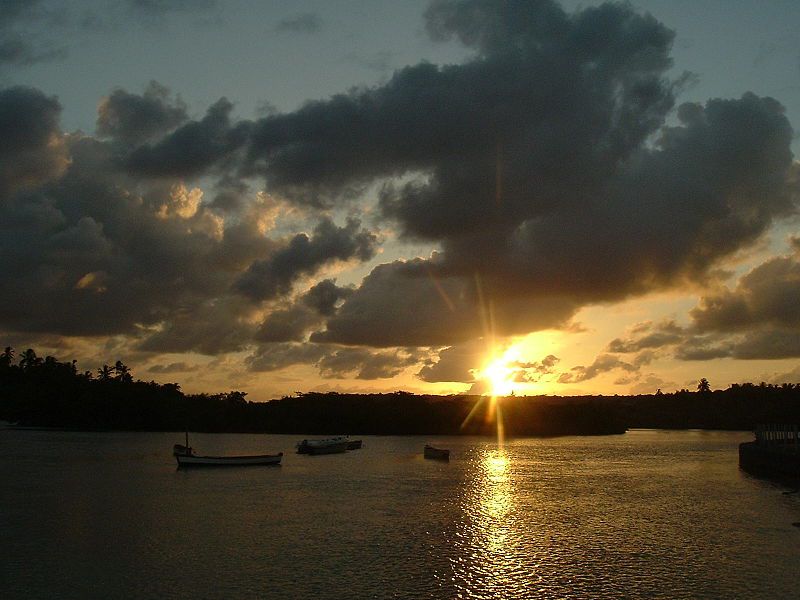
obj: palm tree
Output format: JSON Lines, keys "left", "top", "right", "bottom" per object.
{"left": 98, "top": 364, "right": 113, "bottom": 381}
{"left": 114, "top": 360, "right": 132, "bottom": 383}
{"left": 19, "top": 348, "right": 42, "bottom": 371}
{"left": 0, "top": 346, "right": 13, "bottom": 369}
{"left": 697, "top": 378, "right": 711, "bottom": 393}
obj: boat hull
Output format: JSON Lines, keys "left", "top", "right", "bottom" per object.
{"left": 346, "top": 440, "right": 363, "bottom": 450}
{"left": 176, "top": 452, "right": 283, "bottom": 467}
{"left": 296, "top": 436, "right": 349, "bottom": 454}
{"left": 306, "top": 441, "right": 349, "bottom": 455}
{"left": 424, "top": 445, "right": 450, "bottom": 460}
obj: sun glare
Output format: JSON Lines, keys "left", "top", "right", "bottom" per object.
{"left": 481, "top": 355, "right": 516, "bottom": 397}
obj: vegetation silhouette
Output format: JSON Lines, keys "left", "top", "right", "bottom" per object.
{"left": 1, "top": 348, "right": 799, "bottom": 435}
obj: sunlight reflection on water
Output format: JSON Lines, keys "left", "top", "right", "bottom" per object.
{"left": 453, "top": 448, "right": 535, "bottom": 598}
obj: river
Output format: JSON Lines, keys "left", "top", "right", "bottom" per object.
{"left": 1, "top": 428, "right": 797, "bottom": 599}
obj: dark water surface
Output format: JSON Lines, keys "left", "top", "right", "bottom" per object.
{"left": 1, "top": 429, "right": 798, "bottom": 599}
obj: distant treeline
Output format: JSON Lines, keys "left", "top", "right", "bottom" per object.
{"left": 2, "top": 347, "right": 799, "bottom": 435}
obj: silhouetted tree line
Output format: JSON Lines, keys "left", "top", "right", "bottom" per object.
{"left": 2, "top": 347, "right": 800, "bottom": 434}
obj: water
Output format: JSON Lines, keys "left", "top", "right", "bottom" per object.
{"left": 1, "top": 429, "right": 797, "bottom": 599}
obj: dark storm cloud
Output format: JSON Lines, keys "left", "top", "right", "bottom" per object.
{"left": 417, "top": 341, "right": 484, "bottom": 383}
{"left": 256, "top": 305, "right": 320, "bottom": 344}
{"left": 0, "top": 83, "right": 287, "bottom": 353}
{"left": 301, "top": 279, "right": 353, "bottom": 316}
{"left": 241, "top": 0, "right": 797, "bottom": 348}
{"left": 235, "top": 217, "right": 377, "bottom": 302}
{"left": 691, "top": 248, "right": 800, "bottom": 332}
{"left": 96, "top": 81, "right": 188, "bottom": 145}
{"left": 671, "top": 245, "right": 800, "bottom": 360}
{"left": 0, "top": 86, "right": 67, "bottom": 195}
{"left": 255, "top": 280, "right": 353, "bottom": 343}
{"left": 731, "top": 329, "right": 800, "bottom": 360}
{"left": 3, "top": 0, "right": 800, "bottom": 375}
{"left": 246, "top": 342, "right": 328, "bottom": 372}
{"left": 275, "top": 12, "right": 322, "bottom": 34}
{"left": 126, "top": 98, "right": 251, "bottom": 178}
{"left": 317, "top": 347, "right": 420, "bottom": 380}
{"left": 311, "top": 259, "right": 578, "bottom": 347}
{"left": 246, "top": 341, "right": 421, "bottom": 380}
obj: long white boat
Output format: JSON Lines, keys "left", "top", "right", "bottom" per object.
{"left": 176, "top": 452, "right": 283, "bottom": 467}
{"left": 296, "top": 436, "right": 349, "bottom": 455}
{"left": 173, "top": 433, "right": 283, "bottom": 467}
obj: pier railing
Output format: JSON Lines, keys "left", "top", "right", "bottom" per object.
{"left": 754, "top": 424, "right": 799, "bottom": 451}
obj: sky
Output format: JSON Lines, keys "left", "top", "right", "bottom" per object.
{"left": 2, "top": 0, "right": 800, "bottom": 399}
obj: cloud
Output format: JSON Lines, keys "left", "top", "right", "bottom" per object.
{"left": 317, "top": 347, "right": 420, "bottom": 380}
{"left": 691, "top": 245, "right": 800, "bottom": 333}
{"left": 96, "top": 81, "right": 188, "bottom": 145}
{"left": 674, "top": 338, "right": 732, "bottom": 361}
{"left": 147, "top": 361, "right": 199, "bottom": 374}
{"left": 558, "top": 354, "right": 638, "bottom": 384}
{"left": 246, "top": 341, "right": 422, "bottom": 381}
{"left": 607, "top": 320, "right": 685, "bottom": 353}
{"left": 512, "top": 354, "right": 560, "bottom": 382}
{"left": 766, "top": 364, "right": 800, "bottom": 385}
{"left": 0, "top": 86, "right": 68, "bottom": 195}
{"left": 275, "top": 13, "right": 322, "bottom": 34}
{"left": 0, "top": 84, "right": 272, "bottom": 349}
{"left": 246, "top": 342, "right": 328, "bottom": 372}
{"left": 125, "top": 98, "right": 251, "bottom": 178}
{"left": 301, "top": 279, "right": 353, "bottom": 316}
{"left": 2, "top": 0, "right": 800, "bottom": 386}
{"left": 254, "top": 280, "right": 353, "bottom": 343}
{"left": 0, "top": 1, "right": 67, "bottom": 67}
{"left": 673, "top": 243, "right": 800, "bottom": 360}
{"left": 239, "top": 0, "right": 796, "bottom": 348}
{"left": 417, "top": 340, "right": 486, "bottom": 383}
{"left": 235, "top": 217, "right": 378, "bottom": 302}
{"left": 312, "top": 259, "right": 578, "bottom": 347}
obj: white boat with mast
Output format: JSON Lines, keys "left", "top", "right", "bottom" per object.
{"left": 173, "top": 432, "right": 283, "bottom": 467}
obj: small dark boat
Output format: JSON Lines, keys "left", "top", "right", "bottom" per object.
{"left": 424, "top": 444, "right": 450, "bottom": 460}
{"left": 346, "top": 439, "right": 363, "bottom": 450}
{"left": 296, "top": 436, "right": 349, "bottom": 455}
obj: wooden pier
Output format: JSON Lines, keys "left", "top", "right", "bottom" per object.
{"left": 739, "top": 424, "right": 800, "bottom": 479}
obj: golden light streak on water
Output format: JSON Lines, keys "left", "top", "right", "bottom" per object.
{"left": 453, "top": 447, "right": 526, "bottom": 597}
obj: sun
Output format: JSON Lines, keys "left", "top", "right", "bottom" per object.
{"left": 481, "top": 355, "right": 516, "bottom": 397}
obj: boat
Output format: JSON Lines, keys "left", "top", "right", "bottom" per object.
{"left": 424, "top": 444, "right": 450, "bottom": 460}
{"left": 346, "top": 439, "right": 363, "bottom": 450}
{"left": 296, "top": 436, "right": 349, "bottom": 455}
{"left": 173, "top": 432, "right": 193, "bottom": 457}
{"left": 173, "top": 443, "right": 193, "bottom": 457}
{"left": 173, "top": 433, "right": 283, "bottom": 467}
{"left": 176, "top": 452, "right": 283, "bottom": 467}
